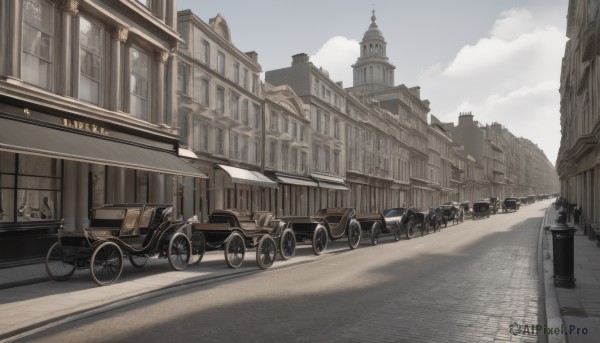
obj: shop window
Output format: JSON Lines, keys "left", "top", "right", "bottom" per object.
{"left": 0, "top": 153, "right": 62, "bottom": 224}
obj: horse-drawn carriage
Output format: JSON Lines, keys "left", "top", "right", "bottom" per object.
{"left": 281, "top": 208, "right": 361, "bottom": 255}
{"left": 45, "top": 204, "right": 198, "bottom": 286}
{"left": 191, "top": 210, "right": 295, "bottom": 269}
{"left": 440, "top": 202, "right": 463, "bottom": 226}
{"left": 502, "top": 197, "right": 521, "bottom": 212}
{"left": 383, "top": 208, "right": 415, "bottom": 240}
{"left": 399, "top": 208, "right": 436, "bottom": 236}
{"left": 356, "top": 211, "right": 389, "bottom": 245}
{"left": 472, "top": 200, "right": 491, "bottom": 219}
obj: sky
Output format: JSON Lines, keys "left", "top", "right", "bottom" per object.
{"left": 177, "top": 0, "right": 568, "bottom": 166}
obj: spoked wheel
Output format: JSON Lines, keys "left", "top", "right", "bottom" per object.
{"left": 129, "top": 254, "right": 148, "bottom": 268}
{"left": 312, "top": 225, "right": 328, "bottom": 255}
{"left": 168, "top": 232, "right": 191, "bottom": 271}
{"left": 393, "top": 222, "right": 402, "bottom": 241}
{"left": 224, "top": 232, "right": 245, "bottom": 268}
{"left": 406, "top": 223, "right": 415, "bottom": 239}
{"left": 45, "top": 242, "right": 76, "bottom": 281}
{"left": 189, "top": 231, "right": 206, "bottom": 265}
{"left": 90, "top": 241, "right": 123, "bottom": 286}
{"left": 370, "top": 222, "right": 381, "bottom": 246}
{"left": 348, "top": 221, "right": 361, "bottom": 250}
{"left": 279, "top": 228, "right": 296, "bottom": 260}
{"left": 256, "top": 235, "right": 277, "bottom": 270}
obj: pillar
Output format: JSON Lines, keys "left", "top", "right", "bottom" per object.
{"left": 75, "top": 163, "right": 89, "bottom": 230}
{"left": 61, "top": 0, "right": 78, "bottom": 96}
{"left": 154, "top": 50, "right": 168, "bottom": 124}
{"left": 3, "top": 0, "right": 22, "bottom": 80}
{"left": 62, "top": 160, "right": 77, "bottom": 231}
{"left": 110, "top": 26, "right": 128, "bottom": 111}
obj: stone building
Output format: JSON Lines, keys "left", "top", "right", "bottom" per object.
{"left": 557, "top": 0, "right": 600, "bottom": 224}
{"left": 0, "top": 0, "right": 205, "bottom": 266}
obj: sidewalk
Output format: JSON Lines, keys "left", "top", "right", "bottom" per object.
{"left": 542, "top": 204, "right": 600, "bottom": 343}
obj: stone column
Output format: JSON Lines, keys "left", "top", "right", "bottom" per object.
{"left": 75, "top": 163, "right": 89, "bottom": 230}
{"left": 154, "top": 50, "right": 168, "bottom": 124}
{"left": 110, "top": 26, "right": 128, "bottom": 111}
{"left": 122, "top": 43, "right": 131, "bottom": 113}
{"left": 62, "top": 160, "right": 77, "bottom": 231}
{"left": 149, "top": 173, "right": 165, "bottom": 203}
{"left": 61, "top": 0, "right": 78, "bottom": 96}
{"left": 165, "top": 45, "right": 177, "bottom": 126}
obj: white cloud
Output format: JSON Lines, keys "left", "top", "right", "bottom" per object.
{"left": 310, "top": 36, "right": 359, "bottom": 87}
{"left": 420, "top": 7, "right": 566, "bottom": 164}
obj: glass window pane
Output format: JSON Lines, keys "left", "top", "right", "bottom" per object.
{"left": 16, "top": 189, "right": 61, "bottom": 222}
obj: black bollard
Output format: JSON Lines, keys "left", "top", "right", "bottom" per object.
{"left": 550, "top": 220, "right": 577, "bottom": 288}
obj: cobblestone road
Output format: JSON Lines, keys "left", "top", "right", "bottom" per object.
{"left": 18, "top": 202, "right": 549, "bottom": 343}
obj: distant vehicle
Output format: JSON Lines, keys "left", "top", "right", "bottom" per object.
{"left": 355, "top": 211, "right": 387, "bottom": 245}
{"left": 502, "top": 197, "right": 521, "bottom": 212}
{"left": 399, "top": 208, "right": 435, "bottom": 236}
{"left": 472, "top": 200, "right": 491, "bottom": 219}
{"left": 482, "top": 197, "right": 501, "bottom": 214}
{"left": 440, "top": 202, "right": 463, "bottom": 226}
{"left": 45, "top": 204, "right": 197, "bottom": 286}
{"left": 383, "top": 207, "right": 415, "bottom": 240}
{"left": 281, "top": 208, "right": 361, "bottom": 255}
{"left": 192, "top": 209, "right": 294, "bottom": 269}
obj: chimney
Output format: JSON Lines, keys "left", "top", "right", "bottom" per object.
{"left": 292, "top": 53, "right": 309, "bottom": 66}
{"left": 245, "top": 51, "right": 258, "bottom": 62}
{"left": 458, "top": 111, "right": 474, "bottom": 125}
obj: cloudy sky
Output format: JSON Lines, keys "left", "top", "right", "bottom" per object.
{"left": 177, "top": 0, "right": 568, "bottom": 165}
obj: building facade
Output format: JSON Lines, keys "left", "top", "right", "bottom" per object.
{"left": 557, "top": 0, "right": 600, "bottom": 225}
{"left": 0, "top": 0, "right": 205, "bottom": 266}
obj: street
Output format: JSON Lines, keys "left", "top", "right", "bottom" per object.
{"left": 17, "top": 202, "right": 549, "bottom": 343}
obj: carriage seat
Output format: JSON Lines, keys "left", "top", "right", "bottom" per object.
{"left": 325, "top": 213, "right": 350, "bottom": 233}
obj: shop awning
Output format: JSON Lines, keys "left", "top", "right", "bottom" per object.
{"left": 311, "top": 173, "right": 350, "bottom": 191}
{"left": 274, "top": 173, "right": 319, "bottom": 187}
{"left": 0, "top": 117, "right": 207, "bottom": 178}
{"left": 218, "top": 164, "right": 277, "bottom": 188}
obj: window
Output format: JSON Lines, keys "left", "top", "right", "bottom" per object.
{"left": 178, "top": 108, "right": 190, "bottom": 146}
{"left": 178, "top": 62, "right": 190, "bottom": 95}
{"left": 130, "top": 46, "right": 150, "bottom": 120}
{"left": 254, "top": 138, "right": 261, "bottom": 164}
{"left": 192, "top": 118, "right": 208, "bottom": 152}
{"left": 270, "top": 111, "right": 278, "bottom": 131}
{"left": 233, "top": 62, "right": 240, "bottom": 84}
{"left": 301, "top": 152, "right": 307, "bottom": 173}
{"left": 229, "top": 133, "right": 239, "bottom": 159}
{"left": 22, "top": 0, "right": 54, "bottom": 90}
{"left": 198, "top": 78, "right": 209, "bottom": 106}
{"left": 282, "top": 144, "right": 289, "bottom": 170}
{"left": 324, "top": 147, "right": 330, "bottom": 172}
{"left": 312, "top": 143, "right": 320, "bottom": 170}
{"left": 231, "top": 93, "right": 239, "bottom": 120}
{"left": 270, "top": 140, "right": 277, "bottom": 167}
{"left": 252, "top": 75, "right": 259, "bottom": 94}
{"left": 217, "top": 51, "right": 225, "bottom": 75}
{"left": 334, "top": 118, "right": 340, "bottom": 139}
{"left": 202, "top": 40, "right": 210, "bottom": 65}
{"left": 253, "top": 103, "right": 261, "bottom": 129}
{"left": 242, "top": 100, "right": 249, "bottom": 125}
{"left": 240, "top": 136, "right": 248, "bottom": 161}
{"left": 323, "top": 112, "right": 330, "bottom": 135}
{"left": 291, "top": 148, "right": 298, "bottom": 172}
{"left": 282, "top": 117, "right": 288, "bottom": 134}
{"left": 292, "top": 121, "right": 297, "bottom": 140}
{"left": 0, "top": 153, "right": 62, "bottom": 224}
{"left": 215, "top": 127, "right": 224, "bottom": 155}
{"left": 333, "top": 151, "right": 340, "bottom": 174}
{"left": 79, "top": 17, "right": 103, "bottom": 105}
{"left": 216, "top": 87, "right": 224, "bottom": 114}
{"left": 242, "top": 68, "right": 248, "bottom": 89}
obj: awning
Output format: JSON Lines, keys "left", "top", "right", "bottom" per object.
{"left": 274, "top": 173, "right": 318, "bottom": 187}
{"left": 0, "top": 117, "right": 207, "bottom": 178}
{"left": 311, "top": 173, "right": 350, "bottom": 191}
{"left": 218, "top": 164, "right": 277, "bottom": 188}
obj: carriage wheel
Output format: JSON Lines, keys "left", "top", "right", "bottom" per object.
{"left": 348, "top": 221, "right": 361, "bottom": 250}
{"left": 393, "top": 222, "right": 402, "bottom": 241}
{"left": 256, "top": 235, "right": 277, "bottom": 270}
{"left": 90, "top": 242, "right": 123, "bottom": 286}
{"left": 224, "top": 232, "right": 245, "bottom": 268}
{"left": 189, "top": 231, "right": 206, "bottom": 265}
{"left": 45, "top": 242, "right": 76, "bottom": 281}
{"left": 129, "top": 254, "right": 148, "bottom": 268}
{"left": 279, "top": 228, "right": 296, "bottom": 260}
{"left": 405, "top": 223, "right": 415, "bottom": 239}
{"left": 370, "top": 222, "right": 381, "bottom": 246}
{"left": 312, "top": 226, "right": 328, "bottom": 255}
{"left": 168, "top": 232, "right": 191, "bottom": 271}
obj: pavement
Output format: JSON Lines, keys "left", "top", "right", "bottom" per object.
{"left": 0, "top": 200, "right": 598, "bottom": 342}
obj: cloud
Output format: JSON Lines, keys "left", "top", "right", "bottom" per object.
{"left": 419, "top": 7, "right": 566, "bottom": 164}
{"left": 310, "top": 36, "right": 359, "bottom": 87}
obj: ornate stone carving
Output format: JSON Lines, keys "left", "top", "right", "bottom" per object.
{"left": 114, "top": 27, "right": 129, "bottom": 43}
{"left": 62, "top": 0, "right": 79, "bottom": 16}
{"left": 157, "top": 50, "right": 169, "bottom": 64}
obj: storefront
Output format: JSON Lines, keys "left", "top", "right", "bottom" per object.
{"left": 0, "top": 105, "right": 206, "bottom": 266}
